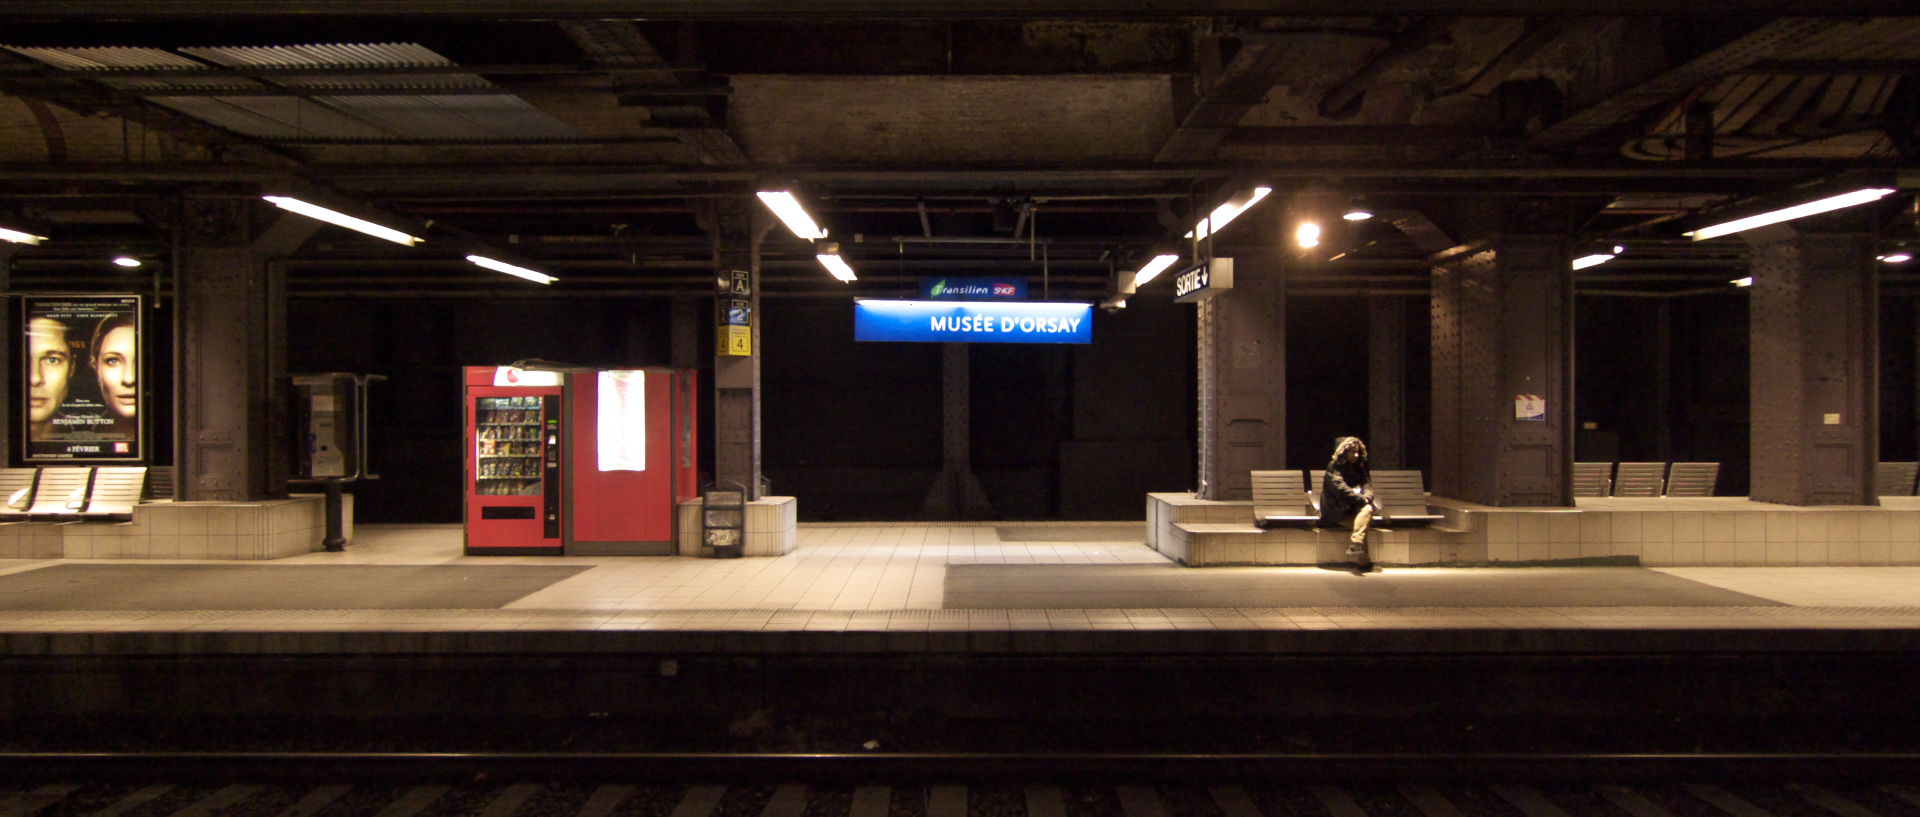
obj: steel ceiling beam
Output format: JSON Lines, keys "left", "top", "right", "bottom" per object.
{"left": 1531, "top": 18, "right": 1841, "bottom": 148}
{"left": 558, "top": 19, "right": 749, "bottom": 166}
{"left": 0, "top": 160, "right": 1857, "bottom": 187}
{"left": 2, "top": 2, "right": 1913, "bottom": 18}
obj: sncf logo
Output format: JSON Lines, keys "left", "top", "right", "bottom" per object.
{"left": 992, "top": 283, "right": 1017, "bottom": 296}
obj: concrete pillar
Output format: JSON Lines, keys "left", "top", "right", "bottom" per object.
{"left": 174, "top": 197, "right": 316, "bottom": 501}
{"left": 1429, "top": 234, "right": 1573, "bottom": 506}
{"left": 1195, "top": 251, "right": 1285, "bottom": 501}
{"left": 702, "top": 199, "right": 766, "bottom": 499}
{"left": 1368, "top": 296, "right": 1407, "bottom": 469}
{"left": 920, "top": 343, "right": 992, "bottom": 518}
{"left": 1745, "top": 224, "right": 1877, "bottom": 505}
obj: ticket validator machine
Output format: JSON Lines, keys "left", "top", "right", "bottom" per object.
{"left": 290, "top": 373, "right": 384, "bottom": 551}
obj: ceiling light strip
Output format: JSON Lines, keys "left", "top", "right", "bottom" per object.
{"left": 467, "top": 254, "right": 556, "bottom": 284}
{"left": 1686, "top": 188, "right": 1896, "bottom": 241}
{"left": 1186, "top": 186, "right": 1272, "bottom": 241}
{"left": 264, "top": 195, "right": 423, "bottom": 246}
{"left": 0, "top": 227, "right": 48, "bottom": 245}
{"left": 758, "top": 191, "right": 828, "bottom": 240}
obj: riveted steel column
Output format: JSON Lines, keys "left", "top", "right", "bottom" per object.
{"left": 1195, "top": 252, "right": 1285, "bottom": 501}
{"left": 175, "top": 197, "right": 317, "bottom": 501}
{"left": 920, "top": 343, "right": 992, "bottom": 518}
{"left": 1368, "top": 296, "right": 1407, "bottom": 469}
{"left": 1745, "top": 225, "right": 1877, "bottom": 506}
{"left": 1430, "top": 234, "right": 1573, "bottom": 506}
{"left": 703, "top": 199, "right": 766, "bottom": 499}
{"left": 0, "top": 246, "right": 13, "bottom": 466}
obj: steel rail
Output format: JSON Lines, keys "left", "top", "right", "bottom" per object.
{"left": 0, "top": 751, "right": 1915, "bottom": 784}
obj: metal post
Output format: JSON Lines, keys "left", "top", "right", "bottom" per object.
{"left": 322, "top": 478, "right": 346, "bottom": 551}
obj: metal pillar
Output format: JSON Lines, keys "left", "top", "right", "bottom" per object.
{"left": 1367, "top": 296, "right": 1407, "bottom": 469}
{"left": 702, "top": 199, "right": 766, "bottom": 499}
{"left": 175, "top": 198, "right": 317, "bottom": 501}
{"left": 920, "top": 343, "right": 992, "bottom": 519}
{"left": 1195, "top": 252, "right": 1285, "bottom": 501}
{"left": 1745, "top": 224, "right": 1877, "bottom": 505}
{"left": 1429, "top": 234, "right": 1573, "bottom": 506}
{"left": 0, "top": 246, "right": 13, "bottom": 467}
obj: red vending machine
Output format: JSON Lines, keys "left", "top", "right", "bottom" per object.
{"left": 464, "top": 366, "right": 697, "bottom": 556}
{"left": 464, "top": 366, "right": 565, "bottom": 554}
{"left": 564, "top": 368, "right": 699, "bottom": 555}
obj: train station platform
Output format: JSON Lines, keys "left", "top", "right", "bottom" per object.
{"left": 0, "top": 521, "right": 1916, "bottom": 657}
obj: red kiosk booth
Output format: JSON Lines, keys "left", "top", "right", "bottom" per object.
{"left": 463, "top": 365, "right": 697, "bottom": 556}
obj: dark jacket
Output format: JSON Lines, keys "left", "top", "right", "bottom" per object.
{"left": 1316, "top": 459, "right": 1372, "bottom": 527}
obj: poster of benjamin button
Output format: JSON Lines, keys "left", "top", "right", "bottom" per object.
{"left": 21, "top": 295, "right": 142, "bottom": 461}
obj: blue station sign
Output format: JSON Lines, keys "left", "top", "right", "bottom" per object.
{"left": 918, "top": 276, "right": 1028, "bottom": 300}
{"left": 855, "top": 299, "right": 1093, "bottom": 344}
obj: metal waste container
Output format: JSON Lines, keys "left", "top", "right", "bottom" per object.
{"left": 700, "top": 481, "right": 746, "bottom": 558}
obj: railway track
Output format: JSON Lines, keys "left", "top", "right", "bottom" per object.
{"left": 3, "top": 755, "right": 1920, "bottom": 817}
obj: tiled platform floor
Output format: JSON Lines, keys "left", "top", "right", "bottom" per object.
{"left": 0, "top": 523, "right": 1916, "bottom": 637}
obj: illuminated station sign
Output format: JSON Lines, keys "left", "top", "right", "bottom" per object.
{"left": 854, "top": 300, "right": 1093, "bottom": 344}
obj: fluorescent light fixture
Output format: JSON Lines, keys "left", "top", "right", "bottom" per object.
{"left": 1731, "top": 277, "right": 1754, "bottom": 287}
{"left": 757, "top": 191, "right": 828, "bottom": 240}
{"left": 1879, "top": 252, "right": 1912, "bottom": 264}
{"left": 1685, "top": 187, "right": 1897, "bottom": 241}
{"left": 1185, "top": 186, "right": 1272, "bottom": 240}
{"left": 1571, "top": 253, "right": 1615, "bottom": 270}
{"left": 263, "top": 195, "right": 423, "bottom": 246}
{"left": 816, "top": 251, "right": 857, "bottom": 282}
{"left": 112, "top": 256, "right": 141, "bottom": 268}
{"left": 1294, "top": 221, "right": 1321, "bottom": 249}
{"left": 0, "top": 226, "right": 47, "bottom": 245}
{"left": 1343, "top": 198, "right": 1374, "bottom": 221}
{"left": 466, "top": 254, "right": 556, "bottom": 284}
{"left": 1130, "top": 253, "right": 1181, "bottom": 289}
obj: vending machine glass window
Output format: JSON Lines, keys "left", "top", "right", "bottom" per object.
{"left": 475, "top": 396, "right": 546, "bottom": 496}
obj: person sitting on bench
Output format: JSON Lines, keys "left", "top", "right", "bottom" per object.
{"left": 1317, "top": 436, "right": 1380, "bottom": 573}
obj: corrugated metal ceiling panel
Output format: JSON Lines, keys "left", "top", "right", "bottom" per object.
{"left": 6, "top": 42, "right": 578, "bottom": 141}
{"left": 2, "top": 45, "right": 201, "bottom": 71}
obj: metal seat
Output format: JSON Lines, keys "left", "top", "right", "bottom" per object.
{"left": 1250, "top": 470, "right": 1315, "bottom": 528}
{"left": 1876, "top": 462, "right": 1919, "bottom": 497}
{"left": 1366, "top": 470, "right": 1441, "bottom": 526}
{"left": 1664, "top": 462, "right": 1719, "bottom": 497}
{"left": 1572, "top": 462, "right": 1613, "bottom": 498}
{"left": 1612, "top": 462, "right": 1666, "bottom": 497}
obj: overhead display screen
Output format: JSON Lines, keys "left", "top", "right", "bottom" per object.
{"left": 854, "top": 299, "right": 1092, "bottom": 344}
{"left": 20, "top": 294, "right": 142, "bottom": 461}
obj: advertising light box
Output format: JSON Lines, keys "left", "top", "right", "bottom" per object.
{"left": 20, "top": 294, "right": 142, "bottom": 461}
{"left": 855, "top": 300, "right": 1093, "bottom": 344}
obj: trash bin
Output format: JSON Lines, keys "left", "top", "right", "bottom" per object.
{"left": 701, "top": 481, "right": 746, "bottom": 558}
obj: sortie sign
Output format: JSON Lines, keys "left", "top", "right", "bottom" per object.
{"left": 854, "top": 300, "right": 1093, "bottom": 344}
{"left": 1172, "top": 258, "right": 1233, "bottom": 303}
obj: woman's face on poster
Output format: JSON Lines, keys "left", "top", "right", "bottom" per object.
{"left": 95, "top": 325, "right": 137, "bottom": 419}
{"left": 27, "top": 317, "right": 72, "bottom": 424}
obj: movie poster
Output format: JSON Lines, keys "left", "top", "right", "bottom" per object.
{"left": 21, "top": 295, "right": 142, "bottom": 461}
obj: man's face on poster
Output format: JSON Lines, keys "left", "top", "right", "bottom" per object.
{"left": 27, "top": 317, "right": 72, "bottom": 425}
{"left": 95, "top": 325, "right": 137, "bottom": 419}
